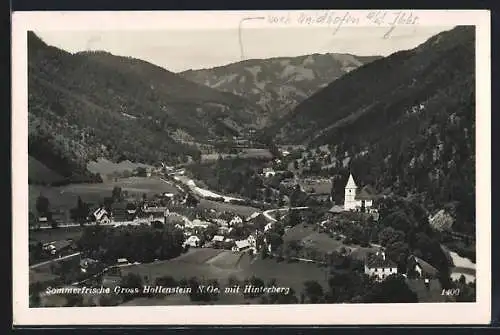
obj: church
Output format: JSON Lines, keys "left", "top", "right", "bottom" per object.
{"left": 343, "top": 173, "right": 377, "bottom": 211}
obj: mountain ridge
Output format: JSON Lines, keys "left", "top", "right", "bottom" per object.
{"left": 181, "top": 52, "right": 382, "bottom": 121}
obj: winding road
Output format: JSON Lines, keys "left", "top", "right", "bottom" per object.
{"left": 263, "top": 206, "right": 310, "bottom": 222}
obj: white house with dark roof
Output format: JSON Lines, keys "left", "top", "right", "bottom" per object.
{"left": 232, "top": 239, "right": 250, "bottom": 252}
{"left": 183, "top": 235, "right": 201, "bottom": 248}
{"left": 364, "top": 251, "right": 398, "bottom": 281}
{"left": 407, "top": 255, "right": 439, "bottom": 279}
{"left": 212, "top": 235, "right": 225, "bottom": 243}
{"left": 91, "top": 207, "right": 110, "bottom": 224}
{"left": 229, "top": 215, "right": 243, "bottom": 227}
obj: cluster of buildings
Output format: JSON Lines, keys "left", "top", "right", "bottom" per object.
{"left": 181, "top": 210, "right": 271, "bottom": 254}
{"left": 363, "top": 250, "right": 439, "bottom": 285}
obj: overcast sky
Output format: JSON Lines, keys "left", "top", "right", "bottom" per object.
{"left": 35, "top": 26, "right": 454, "bottom": 73}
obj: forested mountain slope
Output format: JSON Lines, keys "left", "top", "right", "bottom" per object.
{"left": 273, "top": 26, "right": 476, "bottom": 234}
{"left": 28, "top": 32, "right": 265, "bottom": 183}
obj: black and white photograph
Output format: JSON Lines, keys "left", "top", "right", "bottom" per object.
{"left": 12, "top": 10, "right": 491, "bottom": 325}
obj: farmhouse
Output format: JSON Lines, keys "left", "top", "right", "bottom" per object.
{"left": 212, "top": 235, "right": 225, "bottom": 243}
{"left": 43, "top": 240, "right": 74, "bottom": 256}
{"left": 364, "top": 251, "right": 398, "bottom": 281}
{"left": 211, "top": 218, "right": 229, "bottom": 227}
{"left": 246, "top": 212, "right": 269, "bottom": 230}
{"left": 37, "top": 216, "right": 49, "bottom": 226}
{"left": 326, "top": 205, "right": 345, "bottom": 220}
{"left": 344, "top": 174, "right": 377, "bottom": 211}
{"left": 229, "top": 215, "right": 243, "bottom": 227}
{"left": 232, "top": 239, "right": 251, "bottom": 252}
{"left": 264, "top": 222, "right": 274, "bottom": 232}
{"left": 117, "top": 258, "right": 129, "bottom": 265}
{"left": 262, "top": 167, "right": 276, "bottom": 178}
{"left": 247, "top": 233, "right": 259, "bottom": 252}
{"left": 91, "top": 207, "right": 111, "bottom": 224}
{"left": 407, "top": 255, "right": 439, "bottom": 279}
{"left": 191, "top": 219, "right": 210, "bottom": 229}
{"left": 184, "top": 235, "right": 201, "bottom": 248}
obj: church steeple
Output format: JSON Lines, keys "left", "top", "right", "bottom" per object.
{"left": 345, "top": 173, "right": 357, "bottom": 189}
{"left": 344, "top": 173, "right": 358, "bottom": 210}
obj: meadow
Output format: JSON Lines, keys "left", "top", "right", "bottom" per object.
{"left": 86, "top": 158, "right": 153, "bottom": 177}
{"left": 119, "top": 247, "right": 329, "bottom": 306}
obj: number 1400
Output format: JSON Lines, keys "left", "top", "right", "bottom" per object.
{"left": 441, "top": 288, "right": 460, "bottom": 296}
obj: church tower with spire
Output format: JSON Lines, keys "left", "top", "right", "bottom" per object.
{"left": 344, "top": 173, "right": 358, "bottom": 210}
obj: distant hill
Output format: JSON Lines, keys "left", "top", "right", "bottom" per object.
{"left": 181, "top": 53, "right": 380, "bottom": 122}
{"left": 28, "top": 31, "right": 266, "bottom": 183}
{"left": 271, "top": 26, "right": 475, "bottom": 235}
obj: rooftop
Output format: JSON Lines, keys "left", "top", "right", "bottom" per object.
{"left": 328, "top": 205, "right": 345, "bottom": 214}
{"left": 366, "top": 252, "right": 397, "bottom": 269}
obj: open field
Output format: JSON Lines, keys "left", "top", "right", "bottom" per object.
{"left": 283, "top": 224, "right": 377, "bottom": 259}
{"left": 87, "top": 158, "right": 153, "bottom": 177}
{"left": 29, "top": 177, "right": 178, "bottom": 213}
{"left": 298, "top": 179, "right": 332, "bottom": 194}
{"left": 121, "top": 248, "right": 328, "bottom": 298}
{"left": 120, "top": 248, "right": 244, "bottom": 283}
{"left": 246, "top": 258, "right": 329, "bottom": 293}
{"left": 284, "top": 224, "right": 344, "bottom": 252}
{"left": 198, "top": 199, "right": 260, "bottom": 217}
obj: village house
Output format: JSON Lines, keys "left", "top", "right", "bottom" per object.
{"left": 211, "top": 235, "right": 225, "bottom": 248}
{"left": 407, "top": 255, "right": 439, "bottom": 280}
{"left": 264, "top": 222, "right": 274, "bottom": 232}
{"left": 43, "top": 240, "right": 75, "bottom": 257}
{"left": 262, "top": 167, "right": 276, "bottom": 178}
{"left": 211, "top": 218, "right": 229, "bottom": 227}
{"left": 364, "top": 251, "right": 398, "bottom": 281}
{"left": 190, "top": 219, "right": 210, "bottom": 229}
{"left": 232, "top": 239, "right": 251, "bottom": 252}
{"left": 90, "top": 207, "right": 111, "bottom": 224}
{"left": 326, "top": 204, "right": 345, "bottom": 220}
{"left": 117, "top": 258, "right": 129, "bottom": 265}
{"left": 217, "top": 226, "right": 230, "bottom": 236}
{"left": 229, "top": 215, "right": 243, "bottom": 227}
{"left": 37, "top": 215, "right": 49, "bottom": 227}
{"left": 184, "top": 235, "right": 201, "bottom": 248}
{"left": 344, "top": 173, "right": 377, "bottom": 211}
{"left": 246, "top": 233, "right": 259, "bottom": 253}
{"left": 246, "top": 212, "right": 269, "bottom": 230}
{"left": 80, "top": 258, "right": 99, "bottom": 273}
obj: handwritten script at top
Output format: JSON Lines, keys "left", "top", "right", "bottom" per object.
{"left": 263, "top": 10, "right": 420, "bottom": 38}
